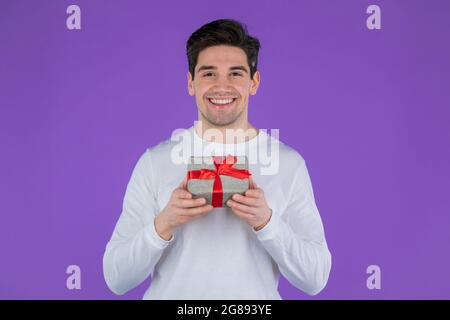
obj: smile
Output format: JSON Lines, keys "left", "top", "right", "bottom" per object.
{"left": 207, "top": 98, "right": 237, "bottom": 108}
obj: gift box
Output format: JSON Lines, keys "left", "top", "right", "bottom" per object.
{"left": 186, "top": 154, "right": 251, "bottom": 208}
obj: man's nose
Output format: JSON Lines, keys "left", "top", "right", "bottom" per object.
{"left": 214, "top": 74, "right": 232, "bottom": 87}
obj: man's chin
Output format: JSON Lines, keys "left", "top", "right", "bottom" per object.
{"left": 198, "top": 106, "right": 244, "bottom": 128}
{"left": 204, "top": 117, "right": 237, "bottom": 127}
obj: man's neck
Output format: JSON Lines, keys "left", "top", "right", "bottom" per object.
{"left": 194, "top": 120, "right": 259, "bottom": 144}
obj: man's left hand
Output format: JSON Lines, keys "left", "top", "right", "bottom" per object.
{"left": 227, "top": 177, "right": 272, "bottom": 231}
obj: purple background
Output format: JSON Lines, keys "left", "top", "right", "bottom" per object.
{"left": 1, "top": 0, "right": 449, "bottom": 299}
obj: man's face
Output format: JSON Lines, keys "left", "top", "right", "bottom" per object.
{"left": 188, "top": 45, "right": 260, "bottom": 127}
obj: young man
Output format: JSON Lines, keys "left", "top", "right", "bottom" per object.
{"left": 103, "top": 19, "right": 331, "bottom": 299}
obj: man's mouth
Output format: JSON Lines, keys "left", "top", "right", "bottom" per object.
{"left": 206, "top": 97, "right": 237, "bottom": 109}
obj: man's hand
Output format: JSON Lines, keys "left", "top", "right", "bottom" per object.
{"left": 227, "top": 177, "right": 272, "bottom": 231}
{"left": 155, "top": 176, "right": 213, "bottom": 240}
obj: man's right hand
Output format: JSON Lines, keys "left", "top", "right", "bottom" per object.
{"left": 154, "top": 176, "right": 213, "bottom": 241}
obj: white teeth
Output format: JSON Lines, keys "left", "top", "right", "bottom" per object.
{"left": 209, "top": 98, "right": 234, "bottom": 105}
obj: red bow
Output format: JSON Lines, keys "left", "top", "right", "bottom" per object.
{"left": 187, "top": 155, "right": 252, "bottom": 207}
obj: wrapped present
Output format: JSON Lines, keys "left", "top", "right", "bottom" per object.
{"left": 187, "top": 154, "right": 251, "bottom": 208}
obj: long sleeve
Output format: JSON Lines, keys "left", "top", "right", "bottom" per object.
{"left": 254, "top": 158, "right": 332, "bottom": 296}
{"left": 103, "top": 148, "right": 173, "bottom": 295}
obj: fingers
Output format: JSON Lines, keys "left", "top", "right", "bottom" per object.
{"left": 179, "top": 175, "right": 188, "bottom": 189}
{"left": 248, "top": 176, "right": 258, "bottom": 189}
{"left": 244, "top": 188, "right": 263, "bottom": 198}
{"left": 181, "top": 204, "right": 214, "bottom": 216}
{"left": 229, "top": 206, "right": 254, "bottom": 220}
{"left": 174, "top": 188, "right": 192, "bottom": 199}
{"left": 227, "top": 199, "right": 256, "bottom": 214}
{"left": 231, "top": 194, "right": 259, "bottom": 207}
{"left": 175, "top": 197, "right": 207, "bottom": 208}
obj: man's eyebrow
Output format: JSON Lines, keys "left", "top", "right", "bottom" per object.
{"left": 197, "top": 65, "right": 217, "bottom": 72}
{"left": 196, "top": 65, "right": 249, "bottom": 73}
{"left": 229, "top": 66, "right": 249, "bottom": 73}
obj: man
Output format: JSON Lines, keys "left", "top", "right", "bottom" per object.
{"left": 103, "top": 19, "right": 331, "bottom": 299}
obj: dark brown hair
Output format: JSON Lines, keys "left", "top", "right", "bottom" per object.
{"left": 186, "top": 19, "right": 261, "bottom": 80}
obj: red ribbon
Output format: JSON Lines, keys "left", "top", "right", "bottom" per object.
{"left": 187, "top": 154, "right": 252, "bottom": 207}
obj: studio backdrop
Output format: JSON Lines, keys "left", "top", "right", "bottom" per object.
{"left": 1, "top": 0, "right": 449, "bottom": 299}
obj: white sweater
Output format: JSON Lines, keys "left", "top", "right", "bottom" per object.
{"left": 103, "top": 126, "right": 331, "bottom": 299}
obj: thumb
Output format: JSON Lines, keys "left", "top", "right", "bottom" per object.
{"left": 248, "top": 176, "right": 258, "bottom": 189}
{"left": 179, "top": 174, "right": 188, "bottom": 189}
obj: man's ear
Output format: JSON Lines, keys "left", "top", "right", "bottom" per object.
{"left": 249, "top": 70, "right": 261, "bottom": 96}
{"left": 187, "top": 71, "right": 195, "bottom": 96}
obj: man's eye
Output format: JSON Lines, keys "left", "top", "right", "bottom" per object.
{"left": 231, "top": 72, "right": 243, "bottom": 77}
{"left": 203, "top": 72, "right": 214, "bottom": 77}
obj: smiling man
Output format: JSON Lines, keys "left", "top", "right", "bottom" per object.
{"left": 103, "top": 19, "right": 332, "bottom": 299}
{"left": 190, "top": 45, "right": 258, "bottom": 130}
